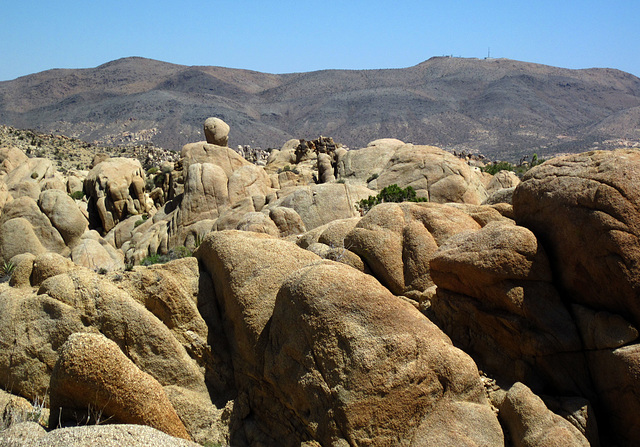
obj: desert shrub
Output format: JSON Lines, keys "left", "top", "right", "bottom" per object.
{"left": 69, "top": 190, "right": 84, "bottom": 200}
{"left": 356, "top": 184, "right": 427, "bottom": 214}
{"left": 481, "top": 161, "right": 514, "bottom": 175}
{"left": 139, "top": 246, "right": 192, "bottom": 266}
{"left": 30, "top": 172, "right": 39, "bottom": 179}
{"left": 146, "top": 167, "right": 159, "bottom": 175}
{"left": 134, "top": 215, "right": 148, "bottom": 228}
{"left": 366, "top": 173, "right": 379, "bottom": 183}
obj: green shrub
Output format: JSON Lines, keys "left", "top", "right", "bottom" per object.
{"left": 134, "top": 215, "right": 149, "bottom": 228}
{"left": 139, "top": 246, "right": 193, "bottom": 267}
{"left": 146, "top": 167, "right": 159, "bottom": 175}
{"left": 69, "top": 190, "right": 84, "bottom": 200}
{"left": 356, "top": 184, "right": 427, "bottom": 214}
{"left": 30, "top": 172, "right": 39, "bottom": 179}
{"left": 481, "top": 161, "right": 515, "bottom": 175}
{"left": 366, "top": 173, "right": 379, "bottom": 183}
{"left": 0, "top": 261, "right": 16, "bottom": 282}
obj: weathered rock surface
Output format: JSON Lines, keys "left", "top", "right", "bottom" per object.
{"left": 0, "top": 423, "right": 200, "bottom": 447}
{"left": 0, "top": 196, "right": 67, "bottom": 260}
{"left": 429, "top": 221, "right": 589, "bottom": 395}
{"left": 50, "top": 332, "right": 191, "bottom": 440}
{"left": 339, "top": 142, "right": 488, "bottom": 204}
{"left": 84, "top": 157, "right": 148, "bottom": 232}
{"left": 203, "top": 117, "right": 230, "bottom": 146}
{"left": 38, "top": 189, "right": 88, "bottom": 246}
{"left": 271, "top": 183, "right": 374, "bottom": 230}
{"left": 265, "top": 261, "right": 504, "bottom": 446}
{"left": 345, "top": 202, "right": 481, "bottom": 296}
{"left": 514, "top": 149, "right": 640, "bottom": 327}
{"left": 498, "top": 382, "right": 590, "bottom": 447}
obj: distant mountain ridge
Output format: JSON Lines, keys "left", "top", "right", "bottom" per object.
{"left": 1, "top": 56, "right": 639, "bottom": 161}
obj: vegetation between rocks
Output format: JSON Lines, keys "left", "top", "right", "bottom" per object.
{"left": 356, "top": 184, "right": 428, "bottom": 213}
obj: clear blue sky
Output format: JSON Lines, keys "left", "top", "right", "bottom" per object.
{"left": 1, "top": 0, "right": 638, "bottom": 81}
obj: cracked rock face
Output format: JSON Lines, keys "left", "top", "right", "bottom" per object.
{"left": 513, "top": 149, "right": 640, "bottom": 327}
{"left": 84, "top": 158, "right": 148, "bottom": 233}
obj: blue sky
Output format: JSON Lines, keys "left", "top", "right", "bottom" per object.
{"left": 1, "top": 0, "right": 638, "bottom": 81}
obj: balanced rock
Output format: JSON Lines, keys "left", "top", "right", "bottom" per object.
{"left": 203, "top": 117, "right": 230, "bottom": 147}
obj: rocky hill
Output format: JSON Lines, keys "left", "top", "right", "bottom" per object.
{"left": 1, "top": 56, "right": 640, "bottom": 161}
{"left": 1, "top": 118, "right": 640, "bottom": 446}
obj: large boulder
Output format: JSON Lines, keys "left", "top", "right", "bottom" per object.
{"left": 270, "top": 183, "right": 375, "bottom": 230}
{"left": 0, "top": 424, "right": 200, "bottom": 447}
{"left": 498, "top": 382, "right": 590, "bottom": 447}
{"left": 429, "top": 220, "right": 589, "bottom": 396}
{"left": 179, "top": 162, "right": 230, "bottom": 227}
{"left": 588, "top": 344, "right": 640, "bottom": 446}
{"left": 345, "top": 202, "right": 481, "bottom": 297}
{"left": 339, "top": 142, "right": 488, "bottom": 204}
{"left": 194, "top": 231, "right": 321, "bottom": 377}
{"left": 264, "top": 261, "right": 503, "bottom": 446}
{"left": 180, "top": 141, "right": 250, "bottom": 174}
{"left": 84, "top": 158, "right": 148, "bottom": 232}
{"left": 203, "top": 117, "right": 230, "bottom": 146}
{"left": 38, "top": 189, "right": 88, "bottom": 246}
{"left": 0, "top": 196, "right": 67, "bottom": 260}
{"left": 50, "top": 332, "right": 191, "bottom": 441}
{"left": 513, "top": 149, "right": 640, "bottom": 327}
{"left": 194, "top": 230, "right": 503, "bottom": 446}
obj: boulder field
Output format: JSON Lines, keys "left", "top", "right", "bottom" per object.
{"left": 0, "top": 120, "right": 638, "bottom": 446}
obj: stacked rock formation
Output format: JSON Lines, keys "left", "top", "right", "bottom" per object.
{"left": 1, "top": 118, "right": 639, "bottom": 446}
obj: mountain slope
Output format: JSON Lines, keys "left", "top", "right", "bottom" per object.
{"left": 1, "top": 56, "right": 639, "bottom": 160}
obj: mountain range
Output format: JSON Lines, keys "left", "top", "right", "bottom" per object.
{"left": 1, "top": 56, "right": 639, "bottom": 161}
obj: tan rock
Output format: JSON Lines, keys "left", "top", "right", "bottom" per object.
{"left": 345, "top": 202, "right": 480, "bottom": 295}
{"left": 271, "top": 183, "right": 375, "bottom": 230}
{"left": 31, "top": 252, "right": 76, "bottom": 286}
{"left": 50, "top": 332, "right": 191, "bottom": 440}
{"left": 84, "top": 157, "right": 148, "bottom": 232}
{"left": 513, "top": 149, "right": 640, "bottom": 326}
{"left": 194, "top": 230, "right": 320, "bottom": 374}
{"left": 38, "top": 189, "right": 88, "bottom": 246}
{"left": 71, "top": 235, "right": 125, "bottom": 272}
{"left": 180, "top": 141, "right": 250, "bottom": 175}
{"left": 339, "top": 142, "right": 488, "bottom": 204}
{"left": 227, "top": 164, "right": 272, "bottom": 205}
{"left": 7, "top": 253, "right": 36, "bottom": 287}
{"left": 487, "top": 169, "right": 520, "bottom": 192}
{"left": 179, "top": 162, "right": 230, "bottom": 227}
{"left": 203, "top": 117, "right": 230, "bottom": 146}
{"left": 572, "top": 304, "right": 639, "bottom": 350}
{"left": 0, "top": 217, "right": 47, "bottom": 262}
{"left": 236, "top": 211, "right": 280, "bottom": 236}
{"left": 267, "top": 206, "right": 306, "bottom": 237}
{"left": 264, "top": 261, "right": 503, "bottom": 446}
{"left": 0, "top": 196, "right": 67, "bottom": 256}
{"left": 38, "top": 269, "right": 207, "bottom": 394}
{"left": 8, "top": 424, "right": 200, "bottom": 447}
{"left": 589, "top": 344, "right": 640, "bottom": 446}
{"left": 0, "top": 286, "right": 88, "bottom": 401}
{"left": 429, "top": 221, "right": 588, "bottom": 395}
{"left": 499, "top": 382, "right": 590, "bottom": 447}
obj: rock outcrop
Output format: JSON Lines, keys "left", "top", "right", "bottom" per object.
{"left": 50, "top": 332, "right": 191, "bottom": 440}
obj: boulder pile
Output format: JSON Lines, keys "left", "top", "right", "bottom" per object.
{"left": 0, "top": 118, "right": 638, "bottom": 446}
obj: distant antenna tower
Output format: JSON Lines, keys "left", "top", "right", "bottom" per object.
{"left": 487, "top": 47, "right": 491, "bottom": 59}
